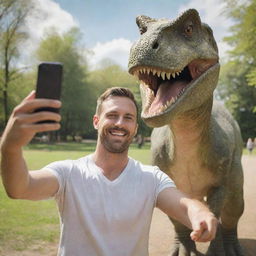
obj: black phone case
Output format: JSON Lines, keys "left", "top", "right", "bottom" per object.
{"left": 35, "top": 62, "right": 63, "bottom": 122}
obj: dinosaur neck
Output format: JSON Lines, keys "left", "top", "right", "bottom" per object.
{"left": 169, "top": 99, "right": 213, "bottom": 154}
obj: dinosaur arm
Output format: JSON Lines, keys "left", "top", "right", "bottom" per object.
{"left": 157, "top": 187, "right": 218, "bottom": 242}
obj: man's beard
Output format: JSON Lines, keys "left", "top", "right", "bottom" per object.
{"left": 99, "top": 126, "right": 134, "bottom": 153}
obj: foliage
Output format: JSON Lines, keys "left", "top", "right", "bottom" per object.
{"left": 0, "top": 0, "right": 34, "bottom": 126}
{"left": 219, "top": 61, "right": 256, "bottom": 140}
{"left": 219, "top": 0, "right": 256, "bottom": 140}
{"left": 224, "top": 0, "right": 256, "bottom": 87}
{"left": 0, "top": 0, "right": 15, "bottom": 23}
{"left": 36, "top": 28, "right": 94, "bottom": 140}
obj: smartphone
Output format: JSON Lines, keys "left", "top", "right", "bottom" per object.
{"left": 35, "top": 62, "right": 63, "bottom": 122}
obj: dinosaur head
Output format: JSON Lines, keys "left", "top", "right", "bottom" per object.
{"left": 128, "top": 9, "right": 220, "bottom": 127}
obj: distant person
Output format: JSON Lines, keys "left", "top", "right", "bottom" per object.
{"left": 136, "top": 133, "right": 144, "bottom": 148}
{"left": 246, "top": 137, "right": 254, "bottom": 154}
{"left": 0, "top": 87, "right": 218, "bottom": 256}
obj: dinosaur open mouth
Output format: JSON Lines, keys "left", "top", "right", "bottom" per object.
{"left": 130, "top": 59, "right": 218, "bottom": 117}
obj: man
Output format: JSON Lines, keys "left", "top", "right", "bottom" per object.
{"left": 0, "top": 87, "right": 217, "bottom": 256}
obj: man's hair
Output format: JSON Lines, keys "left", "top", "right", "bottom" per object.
{"left": 96, "top": 87, "right": 138, "bottom": 116}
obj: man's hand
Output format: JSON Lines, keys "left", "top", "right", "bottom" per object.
{"left": 157, "top": 188, "right": 218, "bottom": 243}
{"left": 189, "top": 209, "right": 218, "bottom": 242}
{"left": 0, "top": 91, "right": 61, "bottom": 200}
{"left": 0, "top": 91, "right": 61, "bottom": 152}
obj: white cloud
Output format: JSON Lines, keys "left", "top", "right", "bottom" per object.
{"left": 28, "top": 0, "right": 78, "bottom": 40}
{"left": 20, "top": 0, "right": 78, "bottom": 66}
{"left": 88, "top": 38, "right": 133, "bottom": 70}
{"left": 178, "top": 0, "right": 233, "bottom": 58}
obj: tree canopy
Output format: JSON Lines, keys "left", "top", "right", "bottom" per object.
{"left": 218, "top": 0, "right": 256, "bottom": 140}
{"left": 36, "top": 28, "right": 94, "bottom": 140}
{"left": 0, "top": 0, "right": 34, "bottom": 127}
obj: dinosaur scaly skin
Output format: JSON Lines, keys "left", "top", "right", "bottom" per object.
{"left": 128, "top": 9, "right": 244, "bottom": 256}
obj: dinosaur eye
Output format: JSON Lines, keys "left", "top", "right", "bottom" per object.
{"left": 184, "top": 25, "right": 193, "bottom": 36}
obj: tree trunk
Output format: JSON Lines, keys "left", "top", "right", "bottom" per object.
{"left": 3, "top": 87, "right": 8, "bottom": 126}
{"left": 3, "top": 47, "right": 9, "bottom": 127}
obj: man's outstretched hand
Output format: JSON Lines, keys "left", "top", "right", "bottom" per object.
{"left": 189, "top": 204, "right": 218, "bottom": 242}
{"left": 157, "top": 188, "right": 218, "bottom": 243}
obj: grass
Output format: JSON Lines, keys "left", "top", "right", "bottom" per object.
{"left": 0, "top": 141, "right": 151, "bottom": 252}
{"left": 243, "top": 148, "right": 256, "bottom": 155}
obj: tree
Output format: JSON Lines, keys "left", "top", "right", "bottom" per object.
{"left": 224, "top": 0, "right": 256, "bottom": 88}
{"left": 218, "top": 60, "right": 256, "bottom": 140}
{"left": 0, "top": 0, "right": 15, "bottom": 21}
{"left": 36, "top": 28, "right": 93, "bottom": 140}
{"left": 0, "top": 0, "right": 34, "bottom": 126}
{"left": 218, "top": 0, "right": 256, "bottom": 140}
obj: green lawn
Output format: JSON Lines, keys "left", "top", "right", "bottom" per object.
{"left": 0, "top": 142, "right": 151, "bottom": 252}
{"left": 243, "top": 148, "right": 256, "bottom": 155}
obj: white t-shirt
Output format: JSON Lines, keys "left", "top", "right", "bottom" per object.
{"left": 45, "top": 154, "right": 175, "bottom": 256}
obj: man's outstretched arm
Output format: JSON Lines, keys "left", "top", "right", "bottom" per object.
{"left": 0, "top": 91, "right": 61, "bottom": 200}
{"left": 157, "top": 187, "right": 218, "bottom": 242}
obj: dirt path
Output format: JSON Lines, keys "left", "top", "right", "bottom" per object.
{"left": 2, "top": 156, "right": 255, "bottom": 256}
{"left": 149, "top": 155, "right": 256, "bottom": 255}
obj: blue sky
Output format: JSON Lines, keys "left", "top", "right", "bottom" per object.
{"left": 53, "top": 0, "right": 188, "bottom": 47}
{"left": 24, "top": 0, "right": 234, "bottom": 69}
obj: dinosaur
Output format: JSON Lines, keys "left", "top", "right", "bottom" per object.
{"left": 128, "top": 9, "right": 244, "bottom": 256}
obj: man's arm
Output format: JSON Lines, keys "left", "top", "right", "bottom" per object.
{"left": 0, "top": 91, "right": 61, "bottom": 200}
{"left": 156, "top": 187, "right": 218, "bottom": 242}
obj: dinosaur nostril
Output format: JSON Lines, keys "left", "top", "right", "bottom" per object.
{"left": 152, "top": 41, "right": 159, "bottom": 49}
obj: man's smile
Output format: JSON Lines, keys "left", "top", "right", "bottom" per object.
{"left": 108, "top": 128, "right": 128, "bottom": 137}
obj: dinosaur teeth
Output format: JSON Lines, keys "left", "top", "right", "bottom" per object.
{"left": 168, "top": 98, "right": 175, "bottom": 105}
{"left": 134, "top": 70, "right": 139, "bottom": 77}
{"left": 167, "top": 98, "right": 173, "bottom": 105}
{"left": 164, "top": 103, "right": 169, "bottom": 110}
{"left": 134, "top": 67, "right": 183, "bottom": 79}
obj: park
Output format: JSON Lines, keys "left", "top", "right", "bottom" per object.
{"left": 1, "top": 0, "right": 256, "bottom": 255}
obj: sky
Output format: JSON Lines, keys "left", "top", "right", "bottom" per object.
{"left": 24, "top": 0, "right": 235, "bottom": 70}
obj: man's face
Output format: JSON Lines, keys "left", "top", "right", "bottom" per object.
{"left": 93, "top": 96, "right": 138, "bottom": 153}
